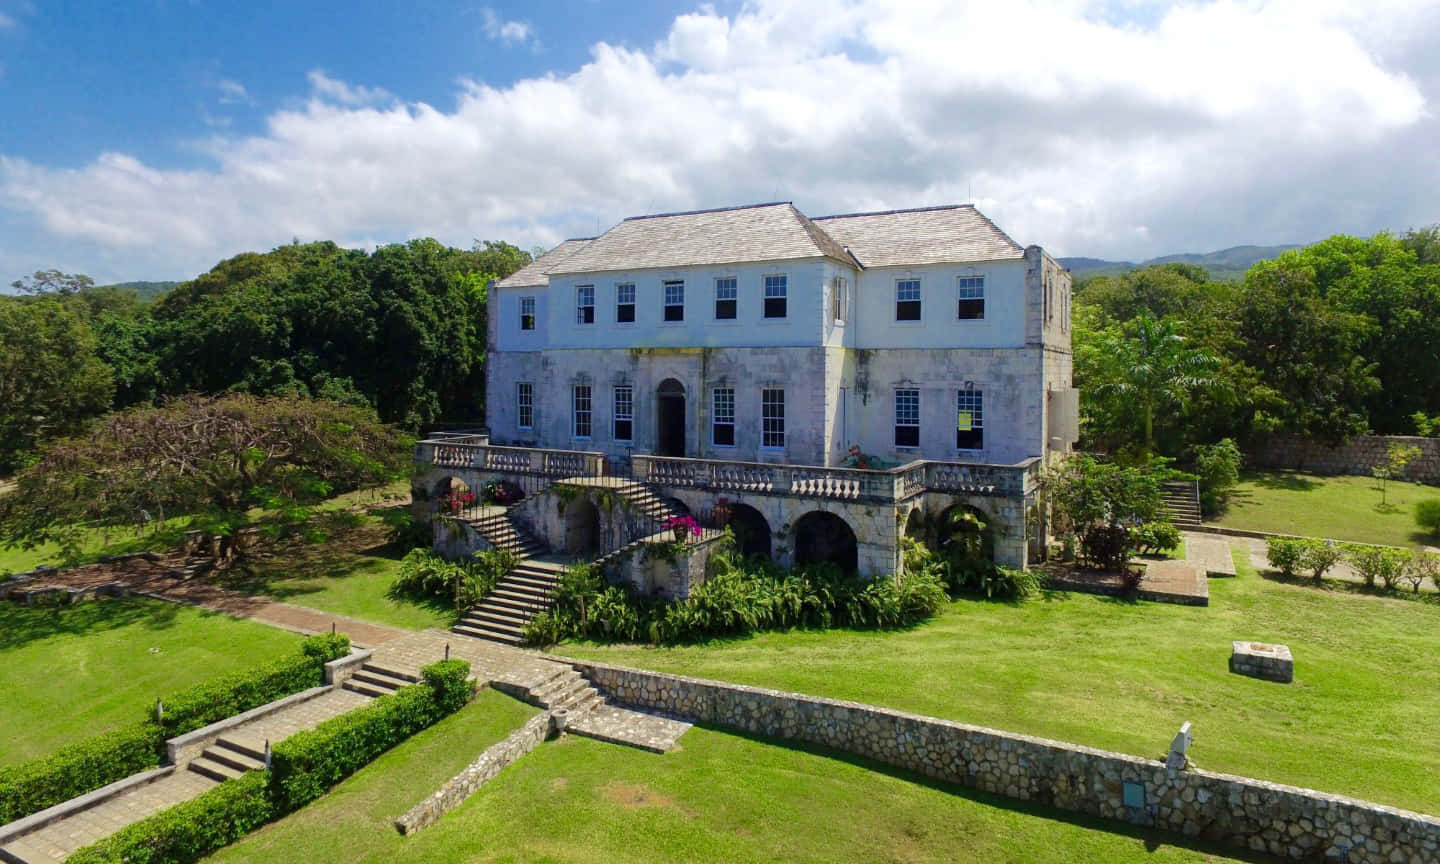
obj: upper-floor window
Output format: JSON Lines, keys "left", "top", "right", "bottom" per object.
{"left": 830, "top": 276, "right": 848, "bottom": 323}
{"left": 613, "top": 386, "right": 633, "bottom": 442}
{"left": 763, "top": 275, "right": 787, "bottom": 319}
{"left": 714, "top": 277, "right": 737, "bottom": 320}
{"left": 712, "top": 387, "right": 735, "bottom": 446}
{"left": 1062, "top": 288, "right": 1070, "bottom": 333}
{"left": 663, "top": 280, "right": 685, "bottom": 322}
{"left": 896, "top": 279, "right": 921, "bottom": 321}
{"left": 895, "top": 389, "right": 920, "bottom": 448}
{"left": 573, "top": 384, "right": 592, "bottom": 438}
{"left": 957, "top": 389, "right": 984, "bottom": 450}
{"left": 576, "top": 285, "right": 595, "bottom": 325}
{"left": 957, "top": 276, "right": 985, "bottom": 320}
{"left": 616, "top": 283, "right": 635, "bottom": 323}
{"left": 516, "top": 382, "right": 534, "bottom": 430}
{"left": 761, "top": 388, "right": 785, "bottom": 448}
{"left": 520, "top": 296, "right": 536, "bottom": 331}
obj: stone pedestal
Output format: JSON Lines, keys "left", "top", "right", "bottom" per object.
{"left": 1230, "top": 641, "right": 1293, "bottom": 683}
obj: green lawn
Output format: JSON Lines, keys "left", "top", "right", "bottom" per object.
{"left": 210, "top": 691, "right": 1250, "bottom": 864}
{"left": 1217, "top": 471, "right": 1439, "bottom": 547}
{"left": 0, "top": 597, "right": 301, "bottom": 765}
{"left": 557, "top": 548, "right": 1440, "bottom": 814}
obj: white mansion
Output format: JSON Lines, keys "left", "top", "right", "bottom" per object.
{"left": 416, "top": 201, "right": 1075, "bottom": 604}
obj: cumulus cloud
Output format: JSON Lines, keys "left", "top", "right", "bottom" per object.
{"left": 481, "top": 7, "right": 533, "bottom": 45}
{"left": 1, "top": 0, "right": 1437, "bottom": 282}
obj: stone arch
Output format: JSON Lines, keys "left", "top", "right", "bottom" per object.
{"left": 793, "top": 510, "right": 858, "bottom": 575}
{"left": 723, "top": 502, "right": 772, "bottom": 561}
{"left": 656, "top": 377, "right": 686, "bottom": 457}
{"left": 431, "top": 475, "right": 474, "bottom": 516}
{"left": 904, "top": 507, "right": 925, "bottom": 539}
{"left": 563, "top": 497, "right": 601, "bottom": 558}
{"left": 936, "top": 502, "right": 995, "bottom": 563}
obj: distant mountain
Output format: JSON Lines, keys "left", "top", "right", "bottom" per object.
{"left": 93, "top": 280, "right": 181, "bottom": 301}
{"left": 1060, "top": 244, "right": 1303, "bottom": 282}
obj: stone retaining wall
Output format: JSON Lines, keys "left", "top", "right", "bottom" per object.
{"left": 566, "top": 659, "right": 1440, "bottom": 863}
{"left": 393, "top": 711, "right": 551, "bottom": 835}
{"left": 1249, "top": 435, "right": 1440, "bottom": 484}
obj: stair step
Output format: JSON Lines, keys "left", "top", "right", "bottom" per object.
{"left": 555, "top": 689, "right": 603, "bottom": 715}
{"left": 215, "top": 736, "right": 266, "bottom": 762}
{"left": 201, "top": 744, "right": 265, "bottom": 773}
{"left": 465, "top": 616, "right": 526, "bottom": 636}
{"left": 188, "top": 756, "right": 245, "bottom": 782}
{"left": 349, "top": 670, "right": 407, "bottom": 692}
{"left": 363, "top": 663, "right": 419, "bottom": 683}
{"left": 492, "top": 586, "right": 553, "bottom": 603}
{"left": 452, "top": 624, "right": 524, "bottom": 645}
{"left": 343, "top": 679, "right": 393, "bottom": 698}
{"left": 531, "top": 673, "right": 585, "bottom": 705}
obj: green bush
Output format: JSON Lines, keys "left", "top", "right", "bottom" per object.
{"left": 159, "top": 634, "right": 350, "bottom": 737}
{"left": 66, "top": 770, "right": 272, "bottom": 864}
{"left": 1345, "top": 544, "right": 1410, "bottom": 590}
{"left": 389, "top": 548, "right": 516, "bottom": 610}
{"left": 1403, "top": 550, "right": 1439, "bottom": 593}
{"left": 269, "top": 659, "right": 472, "bottom": 811}
{"left": 1265, "top": 537, "right": 1306, "bottom": 578}
{"left": 1298, "top": 540, "right": 1344, "bottom": 582}
{"left": 1415, "top": 499, "right": 1440, "bottom": 537}
{"left": 0, "top": 723, "right": 159, "bottom": 824}
{"left": 1193, "top": 438, "right": 1242, "bottom": 516}
{"left": 1129, "top": 521, "right": 1182, "bottom": 555}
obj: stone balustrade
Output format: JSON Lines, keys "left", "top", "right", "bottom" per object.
{"left": 415, "top": 440, "right": 608, "bottom": 478}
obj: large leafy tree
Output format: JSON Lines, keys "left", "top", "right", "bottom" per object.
{"left": 0, "top": 394, "right": 410, "bottom": 562}
{"left": 0, "top": 298, "right": 115, "bottom": 472}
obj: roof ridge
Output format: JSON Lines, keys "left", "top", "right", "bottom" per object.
{"left": 812, "top": 204, "right": 973, "bottom": 221}
{"left": 786, "top": 204, "right": 856, "bottom": 267}
{"left": 623, "top": 201, "right": 791, "bottom": 222}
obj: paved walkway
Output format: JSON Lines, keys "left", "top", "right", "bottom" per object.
{"left": 1183, "top": 533, "right": 1237, "bottom": 577}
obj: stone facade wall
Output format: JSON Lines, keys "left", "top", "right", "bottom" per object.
{"left": 394, "top": 711, "right": 551, "bottom": 835}
{"left": 608, "top": 533, "right": 726, "bottom": 600}
{"left": 1249, "top": 435, "right": 1440, "bottom": 484}
{"left": 567, "top": 660, "right": 1440, "bottom": 863}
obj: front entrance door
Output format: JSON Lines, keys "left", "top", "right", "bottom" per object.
{"left": 657, "top": 378, "right": 686, "bottom": 457}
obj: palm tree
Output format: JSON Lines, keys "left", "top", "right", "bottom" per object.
{"left": 1091, "top": 314, "right": 1220, "bottom": 454}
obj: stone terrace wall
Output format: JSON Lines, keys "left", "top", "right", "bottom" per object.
{"left": 1249, "top": 435, "right": 1440, "bottom": 484}
{"left": 566, "top": 660, "right": 1440, "bottom": 863}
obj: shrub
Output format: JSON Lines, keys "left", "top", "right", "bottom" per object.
{"left": 390, "top": 548, "right": 515, "bottom": 610}
{"left": 159, "top": 634, "right": 350, "bottom": 737}
{"left": 269, "top": 659, "right": 472, "bottom": 811}
{"left": 1193, "top": 438, "right": 1242, "bottom": 516}
{"left": 1345, "top": 544, "right": 1410, "bottom": 590}
{"left": 1265, "top": 537, "right": 1306, "bottom": 578}
{"left": 66, "top": 770, "right": 272, "bottom": 864}
{"left": 1045, "top": 456, "right": 1165, "bottom": 571}
{"left": 1129, "top": 521, "right": 1182, "bottom": 556}
{"left": 0, "top": 723, "right": 159, "bottom": 824}
{"left": 1415, "top": 499, "right": 1440, "bottom": 537}
{"left": 1404, "top": 550, "right": 1440, "bottom": 593}
{"left": 1298, "top": 540, "right": 1344, "bottom": 583}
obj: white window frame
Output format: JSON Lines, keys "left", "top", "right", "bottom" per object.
{"left": 830, "top": 276, "right": 848, "bottom": 323}
{"left": 763, "top": 274, "right": 787, "bottom": 319}
{"left": 516, "top": 382, "right": 534, "bottom": 431}
{"left": 573, "top": 384, "right": 593, "bottom": 439}
{"left": 895, "top": 278, "right": 922, "bottom": 322}
{"left": 956, "top": 389, "right": 984, "bottom": 451}
{"left": 761, "top": 388, "right": 785, "bottom": 448}
{"left": 576, "top": 285, "right": 595, "bottom": 325}
{"left": 895, "top": 389, "right": 920, "bottom": 448}
{"left": 615, "top": 282, "right": 636, "bottom": 324}
{"left": 712, "top": 387, "right": 736, "bottom": 447}
{"left": 613, "top": 386, "right": 633, "bottom": 442}
{"left": 520, "top": 296, "right": 536, "bottom": 331}
{"left": 663, "top": 280, "right": 685, "bottom": 322}
{"left": 714, "top": 277, "right": 738, "bottom": 321}
{"left": 957, "top": 275, "right": 985, "bottom": 320}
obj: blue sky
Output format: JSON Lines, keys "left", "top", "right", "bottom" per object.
{"left": 2, "top": 0, "right": 1438, "bottom": 283}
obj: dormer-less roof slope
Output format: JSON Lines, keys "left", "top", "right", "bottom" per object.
{"left": 546, "top": 202, "right": 852, "bottom": 276}
{"left": 813, "top": 205, "right": 1025, "bottom": 268}
{"left": 493, "top": 237, "right": 595, "bottom": 289}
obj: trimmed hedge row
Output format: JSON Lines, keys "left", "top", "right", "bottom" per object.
{"left": 0, "top": 633, "right": 350, "bottom": 825}
{"left": 67, "top": 660, "right": 473, "bottom": 864}
{"left": 0, "top": 723, "right": 159, "bottom": 825}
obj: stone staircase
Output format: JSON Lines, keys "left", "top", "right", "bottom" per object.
{"left": 464, "top": 507, "right": 547, "bottom": 557}
{"left": 1161, "top": 480, "right": 1203, "bottom": 529}
{"left": 341, "top": 662, "right": 418, "bottom": 698}
{"left": 605, "top": 479, "right": 688, "bottom": 526}
{"left": 452, "top": 558, "right": 566, "bottom": 646}
{"left": 522, "top": 664, "right": 605, "bottom": 715}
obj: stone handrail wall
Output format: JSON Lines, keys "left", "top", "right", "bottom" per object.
{"left": 562, "top": 659, "right": 1440, "bottom": 864}
{"left": 393, "top": 711, "right": 551, "bottom": 835}
{"left": 1249, "top": 434, "right": 1440, "bottom": 484}
{"left": 416, "top": 440, "right": 608, "bottom": 478}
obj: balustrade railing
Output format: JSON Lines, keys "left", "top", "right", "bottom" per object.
{"left": 418, "top": 440, "right": 607, "bottom": 478}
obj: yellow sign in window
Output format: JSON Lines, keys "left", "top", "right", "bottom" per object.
{"left": 957, "top": 411, "right": 973, "bottom": 431}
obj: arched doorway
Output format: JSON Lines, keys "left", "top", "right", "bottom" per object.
{"left": 656, "top": 378, "right": 686, "bottom": 457}
{"left": 936, "top": 503, "right": 994, "bottom": 564}
{"left": 564, "top": 498, "right": 600, "bottom": 558}
{"left": 723, "top": 502, "right": 772, "bottom": 561}
{"left": 433, "top": 476, "right": 472, "bottom": 516}
{"left": 793, "top": 511, "right": 858, "bottom": 575}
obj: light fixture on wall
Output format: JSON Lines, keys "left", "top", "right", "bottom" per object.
{"left": 964, "top": 380, "right": 975, "bottom": 391}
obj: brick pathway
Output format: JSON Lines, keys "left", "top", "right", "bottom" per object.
{"left": 1183, "top": 533, "right": 1237, "bottom": 577}
{"left": 568, "top": 704, "right": 692, "bottom": 753}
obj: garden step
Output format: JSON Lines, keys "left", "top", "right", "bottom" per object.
{"left": 483, "top": 594, "right": 550, "bottom": 615}
{"left": 452, "top": 623, "right": 524, "bottom": 645}
{"left": 348, "top": 670, "right": 408, "bottom": 693}
{"left": 215, "top": 736, "right": 266, "bottom": 762}
{"left": 556, "top": 689, "right": 603, "bottom": 716}
{"left": 491, "top": 586, "right": 553, "bottom": 604}
{"left": 464, "top": 616, "right": 527, "bottom": 637}
{"left": 362, "top": 663, "right": 419, "bottom": 683}
{"left": 531, "top": 672, "right": 588, "bottom": 706}
{"left": 467, "top": 611, "right": 530, "bottom": 632}
{"left": 187, "top": 755, "right": 245, "bottom": 783}
{"left": 200, "top": 743, "right": 265, "bottom": 773}
{"left": 504, "top": 574, "right": 559, "bottom": 591}
{"left": 342, "top": 679, "right": 394, "bottom": 698}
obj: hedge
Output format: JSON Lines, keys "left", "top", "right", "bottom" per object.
{"left": 0, "top": 634, "right": 350, "bottom": 825}
{"left": 0, "top": 723, "right": 159, "bottom": 824}
{"left": 66, "top": 660, "right": 472, "bottom": 864}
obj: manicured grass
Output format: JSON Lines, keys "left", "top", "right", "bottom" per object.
{"left": 558, "top": 547, "right": 1440, "bottom": 814}
{"left": 210, "top": 692, "right": 1247, "bottom": 864}
{"left": 1217, "top": 471, "right": 1439, "bottom": 547}
{"left": 0, "top": 597, "right": 301, "bottom": 765}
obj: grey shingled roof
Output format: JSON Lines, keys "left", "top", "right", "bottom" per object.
{"left": 813, "top": 205, "right": 1025, "bottom": 267}
{"left": 493, "top": 238, "right": 594, "bottom": 288}
{"left": 546, "top": 203, "right": 852, "bottom": 275}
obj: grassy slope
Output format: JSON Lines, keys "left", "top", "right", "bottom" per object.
{"left": 0, "top": 598, "right": 300, "bottom": 765}
{"left": 1217, "top": 471, "right": 1439, "bottom": 547}
{"left": 558, "top": 547, "right": 1440, "bottom": 814}
{"left": 210, "top": 691, "right": 1245, "bottom": 864}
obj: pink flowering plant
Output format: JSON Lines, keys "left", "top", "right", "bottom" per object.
{"left": 436, "top": 491, "right": 476, "bottom": 515}
{"left": 663, "top": 514, "right": 702, "bottom": 540}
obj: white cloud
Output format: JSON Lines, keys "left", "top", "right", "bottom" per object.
{"left": 1, "top": 0, "right": 1437, "bottom": 282}
{"left": 214, "top": 78, "right": 253, "bottom": 106}
{"left": 306, "top": 69, "right": 393, "bottom": 106}
{"left": 481, "top": 7, "right": 533, "bottom": 45}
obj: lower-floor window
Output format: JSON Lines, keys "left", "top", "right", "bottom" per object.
{"left": 895, "top": 389, "right": 919, "bottom": 448}
{"left": 712, "top": 387, "right": 735, "bottom": 446}
{"left": 762, "top": 388, "right": 785, "bottom": 448}
{"left": 957, "top": 389, "right": 984, "bottom": 450}
{"left": 613, "top": 386, "right": 633, "bottom": 442}
{"left": 573, "top": 384, "right": 592, "bottom": 438}
{"left": 517, "top": 382, "right": 533, "bottom": 430}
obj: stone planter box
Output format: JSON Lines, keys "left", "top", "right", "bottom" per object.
{"left": 1230, "top": 641, "right": 1293, "bottom": 683}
